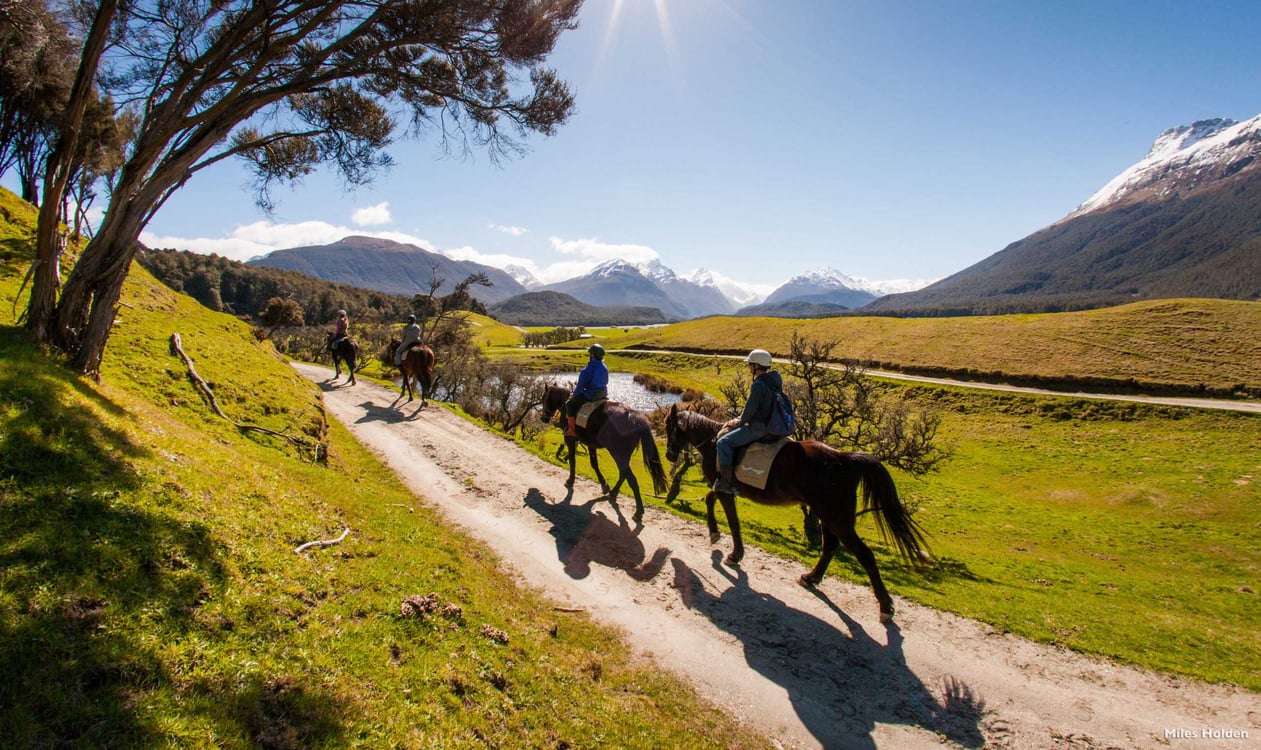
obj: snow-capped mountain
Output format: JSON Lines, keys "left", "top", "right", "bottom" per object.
{"left": 1070, "top": 115, "right": 1261, "bottom": 218}
{"left": 688, "top": 268, "right": 771, "bottom": 307}
{"left": 502, "top": 263, "right": 541, "bottom": 289}
{"left": 761, "top": 268, "right": 880, "bottom": 309}
{"left": 542, "top": 259, "right": 735, "bottom": 319}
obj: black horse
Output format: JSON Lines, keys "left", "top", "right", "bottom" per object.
{"left": 540, "top": 384, "right": 667, "bottom": 522}
{"left": 386, "top": 339, "right": 435, "bottom": 405}
{"left": 326, "top": 334, "right": 358, "bottom": 385}
{"left": 664, "top": 404, "right": 930, "bottom": 622}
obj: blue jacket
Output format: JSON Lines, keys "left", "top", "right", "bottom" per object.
{"left": 739, "top": 369, "right": 782, "bottom": 432}
{"left": 573, "top": 358, "right": 609, "bottom": 400}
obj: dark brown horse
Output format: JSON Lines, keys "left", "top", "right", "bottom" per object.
{"left": 387, "top": 339, "right": 435, "bottom": 405}
{"left": 664, "top": 404, "right": 929, "bottom": 622}
{"left": 540, "top": 384, "right": 667, "bottom": 522}
{"left": 326, "top": 334, "right": 358, "bottom": 385}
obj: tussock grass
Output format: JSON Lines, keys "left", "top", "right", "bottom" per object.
{"left": 596, "top": 305, "right": 1261, "bottom": 395}
{"left": 0, "top": 192, "right": 771, "bottom": 747}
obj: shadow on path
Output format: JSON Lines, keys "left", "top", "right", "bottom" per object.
{"left": 671, "top": 554, "right": 987, "bottom": 749}
{"left": 523, "top": 488, "right": 670, "bottom": 581}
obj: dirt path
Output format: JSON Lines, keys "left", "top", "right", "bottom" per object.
{"left": 295, "top": 364, "right": 1259, "bottom": 750}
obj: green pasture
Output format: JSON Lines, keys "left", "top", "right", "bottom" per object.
{"left": 555, "top": 303, "right": 1261, "bottom": 395}
{"left": 0, "top": 195, "right": 771, "bottom": 747}
{"left": 501, "top": 348, "right": 1261, "bottom": 691}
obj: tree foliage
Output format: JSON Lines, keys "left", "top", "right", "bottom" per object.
{"left": 719, "top": 333, "right": 949, "bottom": 476}
{"left": 23, "top": 0, "right": 583, "bottom": 378}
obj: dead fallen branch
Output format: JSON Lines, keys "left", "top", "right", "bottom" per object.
{"left": 294, "top": 528, "right": 350, "bottom": 554}
{"left": 169, "top": 333, "right": 314, "bottom": 451}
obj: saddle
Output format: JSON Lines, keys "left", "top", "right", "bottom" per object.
{"left": 734, "top": 437, "right": 792, "bottom": 490}
{"left": 575, "top": 398, "right": 607, "bottom": 428}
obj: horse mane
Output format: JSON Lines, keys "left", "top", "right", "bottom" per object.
{"left": 678, "top": 408, "right": 722, "bottom": 432}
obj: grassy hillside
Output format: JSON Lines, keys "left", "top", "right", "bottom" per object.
{"left": 593, "top": 303, "right": 1261, "bottom": 397}
{"left": 0, "top": 193, "right": 769, "bottom": 747}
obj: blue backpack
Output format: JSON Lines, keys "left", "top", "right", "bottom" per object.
{"left": 766, "top": 389, "right": 796, "bottom": 437}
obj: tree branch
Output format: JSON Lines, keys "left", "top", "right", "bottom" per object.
{"left": 168, "top": 332, "right": 316, "bottom": 452}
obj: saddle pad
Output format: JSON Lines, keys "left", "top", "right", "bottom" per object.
{"left": 736, "top": 438, "right": 791, "bottom": 490}
{"left": 576, "top": 399, "right": 607, "bottom": 428}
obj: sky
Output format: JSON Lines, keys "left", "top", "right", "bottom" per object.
{"left": 47, "top": 1, "right": 1261, "bottom": 298}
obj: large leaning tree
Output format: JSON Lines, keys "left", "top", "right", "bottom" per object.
{"left": 26, "top": 0, "right": 583, "bottom": 377}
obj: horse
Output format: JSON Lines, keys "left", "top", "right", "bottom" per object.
{"left": 326, "top": 334, "right": 358, "bottom": 385}
{"left": 663, "top": 404, "right": 929, "bottom": 623}
{"left": 386, "top": 339, "right": 435, "bottom": 405}
{"left": 540, "top": 384, "right": 668, "bottom": 522}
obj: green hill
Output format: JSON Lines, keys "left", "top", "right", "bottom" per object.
{"left": 0, "top": 189, "right": 767, "bottom": 747}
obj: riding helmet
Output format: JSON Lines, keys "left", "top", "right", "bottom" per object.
{"left": 407, "top": 314, "right": 416, "bottom": 323}
{"left": 337, "top": 309, "right": 347, "bottom": 317}
{"left": 587, "top": 343, "right": 605, "bottom": 359}
{"left": 745, "top": 349, "right": 773, "bottom": 368}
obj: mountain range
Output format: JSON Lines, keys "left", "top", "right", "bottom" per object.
{"left": 249, "top": 113, "right": 1261, "bottom": 321}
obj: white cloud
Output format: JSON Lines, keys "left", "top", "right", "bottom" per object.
{"left": 549, "top": 236, "right": 659, "bottom": 264}
{"left": 352, "top": 201, "right": 391, "bottom": 226}
{"left": 140, "top": 220, "right": 435, "bottom": 263}
{"left": 489, "top": 223, "right": 527, "bottom": 236}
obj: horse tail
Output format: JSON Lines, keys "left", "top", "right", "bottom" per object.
{"left": 641, "top": 430, "right": 669, "bottom": 496}
{"left": 857, "top": 457, "right": 931, "bottom": 564}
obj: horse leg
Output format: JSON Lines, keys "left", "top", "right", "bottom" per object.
{"left": 716, "top": 491, "right": 744, "bottom": 566}
{"left": 798, "top": 529, "right": 840, "bottom": 588}
{"left": 612, "top": 460, "right": 644, "bottom": 522}
{"left": 704, "top": 491, "right": 722, "bottom": 543}
{"left": 564, "top": 436, "right": 578, "bottom": 488}
{"left": 835, "top": 524, "right": 897, "bottom": 623}
{"left": 587, "top": 442, "right": 610, "bottom": 494}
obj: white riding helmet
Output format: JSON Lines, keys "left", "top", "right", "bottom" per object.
{"left": 745, "top": 349, "right": 773, "bottom": 368}
{"left": 337, "top": 309, "right": 347, "bottom": 317}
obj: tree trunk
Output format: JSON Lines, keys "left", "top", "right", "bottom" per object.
{"left": 53, "top": 200, "right": 146, "bottom": 377}
{"left": 26, "top": 0, "right": 118, "bottom": 345}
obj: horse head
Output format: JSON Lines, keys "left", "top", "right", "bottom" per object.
{"left": 539, "top": 384, "right": 566, "bottom": 424}
{"left": 665, "top": 404, "right": 685, "bottom": 463}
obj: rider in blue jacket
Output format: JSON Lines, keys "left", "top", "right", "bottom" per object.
{"left": 565, "top": 343, "right": 609, "bottom": 436}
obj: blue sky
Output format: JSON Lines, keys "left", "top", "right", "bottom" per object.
{"left": 76, "top": 1, "right": 1261, "bottom": 296}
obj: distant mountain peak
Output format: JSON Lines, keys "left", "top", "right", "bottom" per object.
{"left": 1070, "top": 114, "right": 1261, "bottom": 218}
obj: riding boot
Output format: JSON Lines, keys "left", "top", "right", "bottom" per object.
{"left": 565, "top": 415, "right": 577, "bottom": 437}
{"left": 712, "top": 465, "right": 736, "bottom": 494}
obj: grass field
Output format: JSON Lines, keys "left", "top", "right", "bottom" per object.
{"left": 0, "top": 191, "right": 773, "bottom": 747}
{"left": 3, "top": 183, "right": 1257, "bottom": 749}
{"left": 495, "top": 346, "right": 1261, "bottom": 691}
{"left": 540, "top": 303, "right": 1261, "bottom": 397}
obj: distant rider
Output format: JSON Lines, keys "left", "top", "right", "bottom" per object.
{"left": 713, "top": 349, "right": 781, "bottom": 494}
{"left": 395, "top": 314, "right": 422, "bottom": 366}
{"left": 329, "top": 309, "right": 349, "bottom": 351}
{"left": 565, "top": 343, "right": 609, "bottom": 437}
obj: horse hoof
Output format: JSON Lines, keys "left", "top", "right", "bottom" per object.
{"left": 797, "top": 574, "right": 818, "bottom": 588}
{"left": 564, "top": 478, "right": 574, "bottom": 488}
{"left": 724, "top": 553, "right": 742, "bottom": 567}
{"left": 708, "top": 532, "right": 721, "bottom": 545}
{"left": 880, "top": 608, "right": 895, "bottom": 624}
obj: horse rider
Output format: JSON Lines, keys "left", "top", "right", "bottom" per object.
{"left": 329, "top": 309, "right": 349, "bottom": 351}
{"left": 565, "top": 343, "right": 609, "bottom": 437}
{"left": 395, "top": 314, "right": 422, "bottom": 366}
{"left": 713, "top": 348, "right": 782, "bottom": 494}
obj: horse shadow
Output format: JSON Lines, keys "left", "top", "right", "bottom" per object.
{"left": 671, "top": 555, "right": 986, "bottom": 749}
{"left": 523, "top": 488, "right": 670, "bottom": 581}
